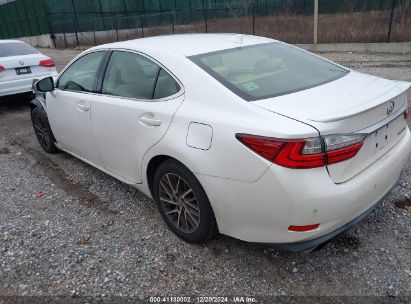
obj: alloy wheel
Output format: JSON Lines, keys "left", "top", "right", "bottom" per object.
{"left": 32, "top": 114, "right": 50, "bottom": 149}
{"left": 159, "top": 173, "right": 201, "bottom": 233}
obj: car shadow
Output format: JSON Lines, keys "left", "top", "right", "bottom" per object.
{"left": 0, "top": 93, "right": 34, "bottom": 113}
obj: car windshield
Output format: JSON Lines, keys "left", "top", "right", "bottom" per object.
{"left": 0, "top": 42, "right": 39, "bottom": 57}
{"left": 189, "top": 42, "right": 348, "bottom": 101}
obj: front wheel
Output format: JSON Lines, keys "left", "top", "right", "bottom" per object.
{"left": 31, "top": 106, "right": 59, "bottom": 154}
{"left": 153, "top": 160, "right": 218, "bottom": 243}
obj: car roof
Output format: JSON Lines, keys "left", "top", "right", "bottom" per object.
{"left": 91, "top": 34, "right": 276, "bottom": 57}
{"left": 0, "top": 39, "right": 26, "bottom": 44}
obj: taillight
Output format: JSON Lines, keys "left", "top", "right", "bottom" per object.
{"left": 272, "top": 139, "right": 326, "bottom": 169}
{"left": 236, "top": 133, "right": 365, "bottom": 169}
{"left": 323, "top": 134, "right": 365, "bottom": 165}
{"left": 0, "top": 65, "right": 5, "bottom": 72}
{"left": 39, "top": 59, "right": 55, "bottom": 68}
{"left": 405, "top": 108, "right": 409, "bottom": 120}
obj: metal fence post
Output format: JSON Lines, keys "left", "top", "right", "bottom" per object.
{"left": 22, "top": 0, "right": 33, "bottom": 37}
{"left": 313, "top": 0, "right": 318, "bottom": 45}
{"left": 172, "top": 11, "right": 175, "bottom": 34}
{"left": 123, "top": 0, "right": 130, "bottom": 29}
{"left": 71, "top": 0, "right": 79, "bottom": 46}
{"left": 42, "top": 1, "right": 55, "bottom": 48}
{"left": 252, "top": 1, "right": 255, "bottom": 35}
{"left": 159, "top": 0, "right": 163, "bottom": 25}
{"left": 73, "top": 19, "right": 79, "bottom": 46}
{"left": 256, "top": 0, "right": 259, "bottom": 16}
{"left": 115, "top": 16, "right": 119, "bottom": 41}
{"left": 173, "top": 0, "right": 177, "bottom": 30}
{"left": 93, "top": 19, "right": 96, "bottom": 45}
{"left": 63, "top": 31, "right": 67, "bottom": 49}
{"left": 387, "top": 0, "right": 396, "bottom": 42}
{"left": 141, "top": 16, "right": 144, "bottom": 38}
{"left": 203, "top": 0, "right": 208, "bottom": 33}
{"left": 97, "top": 0, "right": 104, "bottom": 31}
{"left": 4, "top": 20, "right": 11, "bottom": 38}
{"left": 188, "top": 0, "right": 192, "bottom": 23}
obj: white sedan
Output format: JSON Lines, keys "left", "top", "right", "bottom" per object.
{"left": 31, "top": 34, "right": 411, "bottom": 251}
{"left": 0, "top": 40, "right": 57, "bottom": 98}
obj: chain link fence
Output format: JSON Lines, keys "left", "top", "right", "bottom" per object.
{"left": 0, "top": 0, "right": 410, "bottom": 48}
{"left": 0, "top": 0, "right": 49, "bottom": 39}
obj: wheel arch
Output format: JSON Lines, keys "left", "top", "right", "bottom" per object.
{"left": 29, "top": 96, "right": 46, "bottom": 111}
{"left": 146, "top": 155, "right": 173, "bottom": 197}
{"left": 145, "top": 154, "right": 200, "bottom": 199}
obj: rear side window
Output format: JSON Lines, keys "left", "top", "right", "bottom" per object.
{"left": 0, "top": 42, "right": 39, "bottom": 57}
{"left": 102, "top": 51, "right": 180, "bottom": 100}
{"left": 58, "top": 51, "right": 105, "bottom": 93}
{"left": 153, "top": 69, "right": 180, "bottom": 99}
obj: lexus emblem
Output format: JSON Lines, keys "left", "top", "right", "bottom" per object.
{"left": 387, "top": 101, "right": 394, "bottom": 115}
{"left": 19, "top": 60, "right": 24, "bottom": 66}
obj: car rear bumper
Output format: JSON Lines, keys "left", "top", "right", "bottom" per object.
{"left": 196, "top": 127, "right": 411, "bottom": 248}
{"left": 272, "top": 175, "right": 399, "bottom": 252}
{"left": 0, "top": 72, "right": 58, "bottom": 97}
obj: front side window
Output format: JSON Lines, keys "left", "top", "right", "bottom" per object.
{"left": 58, "top": 51, "right": 105, "bottom": 92}
{"left": 102, "top": 51, "right": 180, "bottom": 100}
{"left": 189, "top": 42, "right": 348, "bottom": 101}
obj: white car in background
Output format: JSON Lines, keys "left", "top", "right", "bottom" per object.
{"left": 30, "top": 34, "right": 411, "bottom": 252}
{"left": 0, "top": 40, "right": 57, "bottom": 98}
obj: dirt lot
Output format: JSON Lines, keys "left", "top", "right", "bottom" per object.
{"left": 0, "top": 49, "right": 410, "bottom": 303}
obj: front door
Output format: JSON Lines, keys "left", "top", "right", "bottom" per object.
{"left": 47, "top": 51, "right": 106, "bottom": 165}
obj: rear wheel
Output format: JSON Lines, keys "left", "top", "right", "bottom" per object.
{"left": 153, "top": 160, "right": 218, "bottom": 243}
{"left": 31, "top": 106, "right": 59, "bottom": 154}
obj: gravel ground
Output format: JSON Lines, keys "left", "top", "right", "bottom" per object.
{"left": 0, "top": 49, "right": 410, "bottom": 303}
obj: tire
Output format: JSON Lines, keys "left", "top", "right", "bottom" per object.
{"left": 153, "top": 159, "right": 218, "bottom": 243}
{"left": 31, "top": 106, "right": 59, "bottom": 154}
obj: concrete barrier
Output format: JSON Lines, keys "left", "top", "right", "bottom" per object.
{"left": 16, "top": 33, "right": 411, "bottom": 54}
{"left": 18, "top": 34, "right": 55, "bottom": 49}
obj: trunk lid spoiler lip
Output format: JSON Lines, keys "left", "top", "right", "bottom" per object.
{"left": 308, "top": 81, "right": 410, "bottom": 122}
{"left": 354, "top": 101, "right": 408, "bottom": 135}
{"left": 250, "top": 79, "right": 409, "bottom": 137}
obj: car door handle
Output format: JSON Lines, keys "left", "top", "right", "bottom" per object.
{"left": 139, "top": 113, "right": 162, "bottom": 126}
{"left": 76, "top": 102, "right": 89, "bottom": 112}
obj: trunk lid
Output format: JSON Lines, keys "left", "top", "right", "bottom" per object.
{"left": 252, "top": 71, "right": 410, "bottom": 183}
{"left": 0, "top": 54, "right": 53, "bottom": 82}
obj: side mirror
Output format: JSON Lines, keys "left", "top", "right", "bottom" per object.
{"left": 34, "top": 77, "right": 55, "bottom": 93}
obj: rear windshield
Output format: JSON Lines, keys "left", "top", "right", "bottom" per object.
{"left": 0, "top": 42, "right": 39, "bottom": 58}
{"left": 189, "top": 42, "right": 348, "bottom": 101}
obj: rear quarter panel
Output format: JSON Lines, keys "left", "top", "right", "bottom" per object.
{"left": 141, "top": 55, "right": 319, "bottom": 184}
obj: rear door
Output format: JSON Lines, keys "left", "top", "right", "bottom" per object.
{"left": 90, "top": 50, "right": 184, "bottom": 183}
{"left": 47, "top": 51, "right": 106, "bottom": 165}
